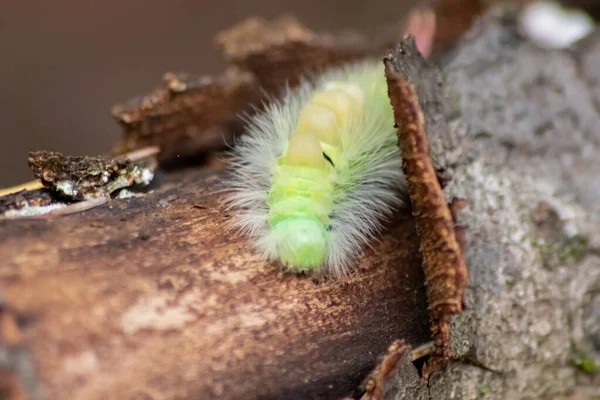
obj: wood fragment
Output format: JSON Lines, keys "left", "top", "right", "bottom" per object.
{"left": 1, "top": 147, "right": 158, "bottom": 219}
{"left": 111, "top": 68, "right": 255, "bottom": 159}
{"left": 27, "top": 149, "right": 157, "bottom": 201}
{"left": 344, "top": 340, "right": 435, "bottom": 400}
{"left": 384, "top": 36, "right": 468, "bottom": 362}
{"left": 0, "top": 147, "right": 159, "bottom": 200}
{"left": 112, "top": 16, "right": 372, "bottom": 161}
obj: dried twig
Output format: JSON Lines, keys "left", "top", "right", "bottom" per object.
{"left": 384, "top": 37, "right": 468, "bottom": 362}
{"left": 0, "top": 181, "right": 43, "bottom": 198}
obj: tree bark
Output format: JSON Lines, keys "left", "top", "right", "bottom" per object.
{"left": 402, "top": 10, "right": 600, "bottom": 400}
{"left": 0, "top": 169, "right": 431, "bottom": 400}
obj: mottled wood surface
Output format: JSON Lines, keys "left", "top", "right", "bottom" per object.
{"left": 0, "top": 168, "right": 431, "bottom": 400}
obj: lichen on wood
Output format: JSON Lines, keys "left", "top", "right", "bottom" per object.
{"left": 0, "top": 189, "right": 60, "bottom": 218}
{"left": 27, "top": 150, "right": 157, "bottom": 201}
{"left": 1, "top": 149, "right": 158, "bottom": 219}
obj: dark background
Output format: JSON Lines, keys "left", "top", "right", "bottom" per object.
{"left": 0, "top": 0, "right": 417, "bottom": 187}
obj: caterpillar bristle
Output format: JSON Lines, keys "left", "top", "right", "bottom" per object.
{"left": 222, "top": 60, "right": 408, "bottom": 279}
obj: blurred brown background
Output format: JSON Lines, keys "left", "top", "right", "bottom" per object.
{"left": 0, "top": 0, "right": 418, "bottom": 187}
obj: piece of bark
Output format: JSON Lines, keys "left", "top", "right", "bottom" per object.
{"left": 384, "top": 37, "right": 468, "bottom": 363}
{"left": 1, "top": 149, "right": 159, "bottom": 219}
{"left": 111, "top": 17, "right": 373, "bottom": 163}
{"left": 215, "top": 16, "right": 376, "bottom": 96}
{"left": 0, "top": 168, "right": 431, "bottom": 400}
{"left": 111, "top": 68, "right": 256, "bottom": 160}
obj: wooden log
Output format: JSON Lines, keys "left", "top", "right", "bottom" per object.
{"left": 0, "top": 168, "right": 431, "bottom": 399}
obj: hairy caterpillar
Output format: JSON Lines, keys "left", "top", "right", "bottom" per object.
{"left": 224, "top": 60, "right": 407, "bottom": 278}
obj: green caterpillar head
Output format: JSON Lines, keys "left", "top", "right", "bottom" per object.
{"left": 272, "top": 218, "right": 327, "bottom": 271}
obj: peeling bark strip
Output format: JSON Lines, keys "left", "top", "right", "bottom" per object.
{"left": 383, "top": 37, "right": 468, "bottom": 361}
{"left": 27, "top": 150, "right": 157, "bottom": 202}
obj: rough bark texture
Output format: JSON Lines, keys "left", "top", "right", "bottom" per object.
{"left": 0, "top": 168, "right": 432, "bottom": 400}
{"left": 378, "top": 9, "right": 600, "bottom": 400}
{"left": 362, "top": 8, "right": 600, "bottom": 400}
{"left": 111, "top": 68, "right": 256, "bottom": 161}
